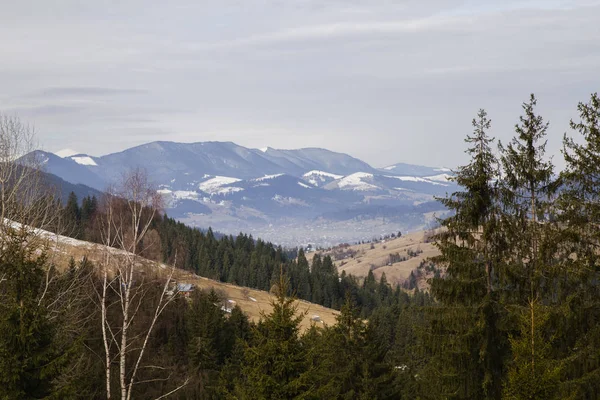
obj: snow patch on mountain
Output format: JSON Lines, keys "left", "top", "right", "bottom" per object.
{"left": 70, "top": 156, "right": 97, "bottom": 166}
{"left": 336, "top": 172, "right": 379, "bottom": 191}
{"left": 254, "top": 173, "right": 284, "bottom": 181}
{"left": 302, "top": 170, "right": 343, "bottom": 179}
{"left": 434, "top": 167, "right": 452, "bottom": 172}
{"left": 272, "top": 195, "right": 308, "bottom": 207}
{"left": 298, "top": 182, "right": 312, "bottom": 189}
{"left": 424, "top": 173, "right": 453, "bottom": 182}
{"left": 199, "top": 176, "right": 242, "bottom": 195}
{"left": 173, "top": 190, "right": 200, "bottom": 200}
{"left": 216, "top": 187, "right": 244, "bottom": 195}
{"left": 303, "top": 170, "right": 344, "bottom": 187}
{"left": 386, "top": 175, "right": 448, "bottom": 186}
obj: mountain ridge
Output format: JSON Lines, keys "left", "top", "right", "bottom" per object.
{"left": 27, "top": 140, "right": 455, "bottom": 246}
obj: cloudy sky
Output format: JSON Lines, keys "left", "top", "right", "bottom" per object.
{"left": 1, "top": 0, "right": 599, "bottom": 169}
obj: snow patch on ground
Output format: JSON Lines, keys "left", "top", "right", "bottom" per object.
{"left": 70, "top": 156, "right": 97, "bottom": 166}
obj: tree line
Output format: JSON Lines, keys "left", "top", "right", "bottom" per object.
{"left": 59, "top": 191, "right": 408, "bottom": 317}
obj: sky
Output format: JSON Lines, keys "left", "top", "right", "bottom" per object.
{"left": 1, "top": 0, "right": 599, "bottom": 169}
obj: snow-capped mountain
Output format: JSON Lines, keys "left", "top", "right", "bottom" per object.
{"left": 24, "top": 141, "right": 455, "bottom": 246}
{"left": 301, "top": 170, "right": 343, "bottom": 187}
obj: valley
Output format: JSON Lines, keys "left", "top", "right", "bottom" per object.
{"left": 32, "top": 141, "right": 454, "bottom": 246}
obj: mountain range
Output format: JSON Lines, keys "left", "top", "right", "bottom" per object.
{"left": 29, "top": 141, "right": 456, "bottom": 246}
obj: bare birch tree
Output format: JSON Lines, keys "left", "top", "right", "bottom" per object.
{"left": 97, "top": 168, "right": 186, "bottom": 399}
{"left": 0, "top": 113, "right": 77, "bottom": 310}
{"left": 0, "top": 114, "right": 61, "bottom": 236}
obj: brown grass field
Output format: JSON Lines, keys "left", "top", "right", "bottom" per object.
{"left": 314, "top": 230, "right": 440, "bottom": 286}
{"left": 41, "top": 230, "right": 339, "bottom": 332}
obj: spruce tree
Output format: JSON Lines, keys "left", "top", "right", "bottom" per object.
{"left": 0, "top": 228, "right": 60, "bottom": 398}
{"left": 498, "top": 94, "right": 560, "bottom": 398}
{"left": 63, "top": 191, "right": 81, "bottom": 238}
{"left": 232, "top": 273, "right": 310, "bottom": 399}
{"left": 555, "top": 92, "right": 600, "bottom": 398}
{"left": 295, "top": 249, "right": 311, "bottom": 300}
{"left": 423, "top": 109, "right": 507, "bottom": 399}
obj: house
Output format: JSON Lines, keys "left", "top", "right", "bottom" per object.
{"left": 167, "top": 282, "right": 194, "bottom": 298}
{"left": 220, "top": 299, "right": 236, "bottom": 314}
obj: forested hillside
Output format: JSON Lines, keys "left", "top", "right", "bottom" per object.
{"left": 57, "top": 193, "right": 403, "bottom": 318}
{"left": 2, "top": 92, "right": 600, "bottom": 399}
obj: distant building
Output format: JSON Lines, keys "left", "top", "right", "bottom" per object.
{"left": 167, "top": 282, "right": 194, "bottom": 298}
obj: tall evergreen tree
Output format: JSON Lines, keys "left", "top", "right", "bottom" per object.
{"left": 423, "top": 109, "right": 508, "bottom": 399}
{"left": 63, "top": 191, "right": 81, "bottom": 238}
{"left": 296, "top": 249, "right": 312, "bottom": 299}
{"left": 0, "top": 228, "right": 62, "bottom": 398}
{"left": 555, "top": 92, "right": 600, "bottom": 398}
{"left": 498, "top": 94, "right": 560, "bottom": 398}
{"left": 232, "top": 274, "right": 310, "bottom": 399}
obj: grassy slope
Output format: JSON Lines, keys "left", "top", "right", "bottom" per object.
{"left": 43, "top": 231, "right": 339, "bottom": 332}
{"left": 315, "top": 230, "right": 440, "bottom": 286}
